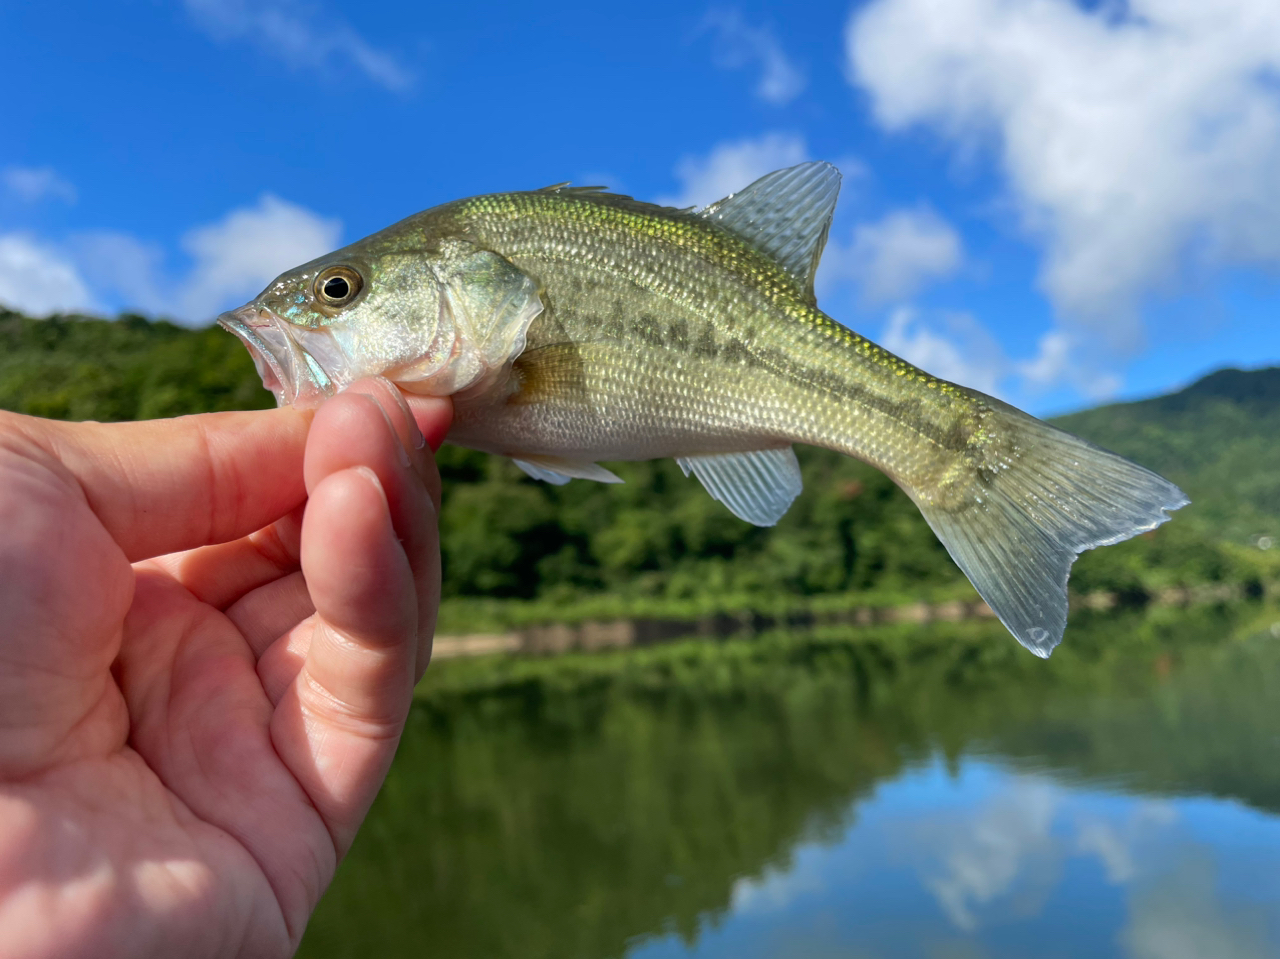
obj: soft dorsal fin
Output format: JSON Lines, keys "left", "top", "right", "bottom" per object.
{"left": 699, "top": 162, "right": 841, "bottom": 301}
{"left": 676, "top": 447, "right": 803, "bottom": 527}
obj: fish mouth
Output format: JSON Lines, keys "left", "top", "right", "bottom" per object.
{"left": 217, "top": 305, "right": 349, "bottom": 407}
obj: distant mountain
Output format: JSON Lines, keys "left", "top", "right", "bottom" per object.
{"left": 1054, "top": 367, "right": 1280, "bottom": 543}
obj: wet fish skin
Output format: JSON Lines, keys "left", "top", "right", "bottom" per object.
{"left": 446, "top": 189, "right": 974, "bottom": 476}
{"left": 218, "top": 163, "right": 1188, "bottom": 656}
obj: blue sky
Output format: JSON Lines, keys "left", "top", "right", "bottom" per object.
{"left": 6, "top": 0, "right": 1280, "bottom": 415}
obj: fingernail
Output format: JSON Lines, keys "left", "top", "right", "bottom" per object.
{"left": 398, "top": 400, "right": 426, "bottom": 454}
{"left": 386, "top": 411, "right": 413, "bottom": 469}
{"left": 376, "top": 379, "right": 425, "bottom": 453}
{"left": 353, "top": 465, "right": 385, "bottom": 496}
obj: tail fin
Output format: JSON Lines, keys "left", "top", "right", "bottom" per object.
{"left": 912, "top": 396, "right": 1189, "bottom": 658}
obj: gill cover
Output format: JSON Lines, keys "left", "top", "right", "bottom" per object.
{"left": 394, "top": 243, "right": 543, "bottom": 396}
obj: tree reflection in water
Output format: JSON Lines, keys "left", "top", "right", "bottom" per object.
{"left": 298, "top": 605, "right": 1280, "bottom": 959}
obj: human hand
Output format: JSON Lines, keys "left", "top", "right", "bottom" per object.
{"left": 0, "top": 378, "right": 451, "bottom": 959}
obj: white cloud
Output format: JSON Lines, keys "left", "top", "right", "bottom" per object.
{"left": 72, "top": 232, "right": 170, "bottom": 317}
{"left": 914, "top": 778, "right": 1061, "bottom": 931}
{"left": 2, "top": 166, "right": 76, "bottom": 205}
{"left": 704, "top": 10, "right": 806, "bottom": 106}
{"left": 74, "top": 195, "right": 341, "bottom": 324}
{"left": 1074, "top": 801, "right": 1177, "bottom": 886}
{"left": 1121, "top": 855, "right": 1275, "bottom": 959}
{"left": 659, "top": 132, "right": 809, "bottom": 209}
{"left": 0, "top": 234, "right": 96, "bottom": 316}
{"left": 1018, "top": 330, "right": 1121, "bottom": 401}
{"left": 848, "top": 0, "right": 1280, "bottom": 385}
{"left": 730, "top": 846, "right": 826, "bottom": 915}
{"left": 175, "top": 194, "right": 341, "bottom": 322}
{"left": 183, "top": 0, "right": 412, "bottom": 91}
{"left": 881, "top": 307, "right": 1008, "bottom": 397}
{"left": 829, "top": 206, "right": 962, "bottom": 304}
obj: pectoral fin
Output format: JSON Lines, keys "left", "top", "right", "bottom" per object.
{"left": 514, "top": 455, "right": 624, "bottom": 485}
{"left": 510, "top": 343, "right": 589, "bottom": 406}
{"left": 676, "top": 447, "right": 803, "bottom": 526}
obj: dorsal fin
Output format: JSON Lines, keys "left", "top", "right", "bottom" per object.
{"left": 537, "top": 182, "right": 611, "bottom": 195}
{"left": 699, "top": 162, "right": 841, "bottom": 301}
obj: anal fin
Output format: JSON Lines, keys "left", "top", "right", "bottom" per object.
{"left": 676, "top": 447, "right": 803, "bottom": 527}
{"left": 513, "top": 455, "right": 624, "bottom": 485}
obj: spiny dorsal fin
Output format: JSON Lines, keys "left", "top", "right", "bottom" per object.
{"left": 537, "top": 182, "right": 611, "bottom": 195}
{"left": 676, "top": 447, "right": 803, "bottom": 526}
{"left": 699, "top": 162, "right": 841, "bottom": 301}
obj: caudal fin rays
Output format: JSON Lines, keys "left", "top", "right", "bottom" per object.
{"left": 910, "top": 399, "right": 1188, "bottom": 657}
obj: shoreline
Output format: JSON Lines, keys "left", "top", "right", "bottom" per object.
{"left": 431, "top": 581, "right": 1264, "bottom": 659}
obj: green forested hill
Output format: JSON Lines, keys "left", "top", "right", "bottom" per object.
{"left": 2, "top": 310, "right": 1273, "bottom": 617}
{"left": 0, "top": 310, "right": 273, "bottom": 420}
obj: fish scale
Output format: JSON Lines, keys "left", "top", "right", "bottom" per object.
{"left": 446, "top": 192, "right": 969, "bottom": 480}
{"left": 219, "top": 161, "right": 1188, "bottom": 656}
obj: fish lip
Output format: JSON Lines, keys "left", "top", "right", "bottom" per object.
{"left": 217, "top": 305, "right": 334, "bottom": 408}
{"left": 217, "top": 306, "right": 290, "bottom": 405}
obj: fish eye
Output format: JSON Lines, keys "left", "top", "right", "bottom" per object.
{"left": 313, "top": 266, "right": 363, "bottom": 309}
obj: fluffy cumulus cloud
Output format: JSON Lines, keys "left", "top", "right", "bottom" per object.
{"left": 1121, "top": 854, "right": 1275, "bottom": 959}
{"left": 833, "top": 206, "right": 963, "bottom": 304}
{"left": 175, "top": 194, "right": 342, "bottom": 321}
{"left": 1073, "top": 801, "right": 1177, "bottom": 886}
{"left": 0, "top": 234, "right": 96, "bottom": 316}
{"left": 664, "top": 138, "right": 957, "bottom": 308}
{"left": 910, "top": 777, "right": 1061, "bottom": 931}
{"left": 703, "top": 10, "right": 806, "bottom": 106}
{"left": 183, "top": 0, "right": 411, "bottom": 91}
{"left": 848, "top": 0, "right": 1280, "bottom": 382}
{"left": 71, "top": 231, "right": 169, "bottom": 317}
{"left": 75, "top": 194, "right": 341, "bottom": 324}
{"left": 1018, "top": 329, "right": 1122, "bottom": 401}
{"left": 659, "top": 132, "right": 809, "bottom": 209}
{"left": 2, "top": 166, "right": 77, "bottom": 204}
{"left": 880, "top": 307, "right": 1008, "bottom": 397}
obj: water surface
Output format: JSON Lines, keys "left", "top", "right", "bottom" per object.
{"left": 299, "top": 605, "right": 1280, "bottom": 958}
{"left": 632, "top": 759, "right": 1280, "bottom": 958}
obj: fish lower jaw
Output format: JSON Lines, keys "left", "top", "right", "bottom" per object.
{"left": 217, "top": 306, "right": 341, "bottom": 407}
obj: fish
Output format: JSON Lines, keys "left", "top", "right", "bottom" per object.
{"left": 218, "top": 162, "right": 1188, "bottom": 657}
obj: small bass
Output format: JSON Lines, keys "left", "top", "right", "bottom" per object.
{"left": 219, "top": 162, "right": 1188, "bottom": 656}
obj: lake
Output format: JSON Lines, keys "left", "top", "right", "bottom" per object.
{"left": 297, "top": 604, "right": 1280, "bottom": 958}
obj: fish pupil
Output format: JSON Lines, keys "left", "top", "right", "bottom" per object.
{"left": 323, "top": 276, "right": 350, "bottom": 300}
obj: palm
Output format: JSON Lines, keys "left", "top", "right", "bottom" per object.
{"left": 0, "top": 381, "right": 449, "bottom": 959}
